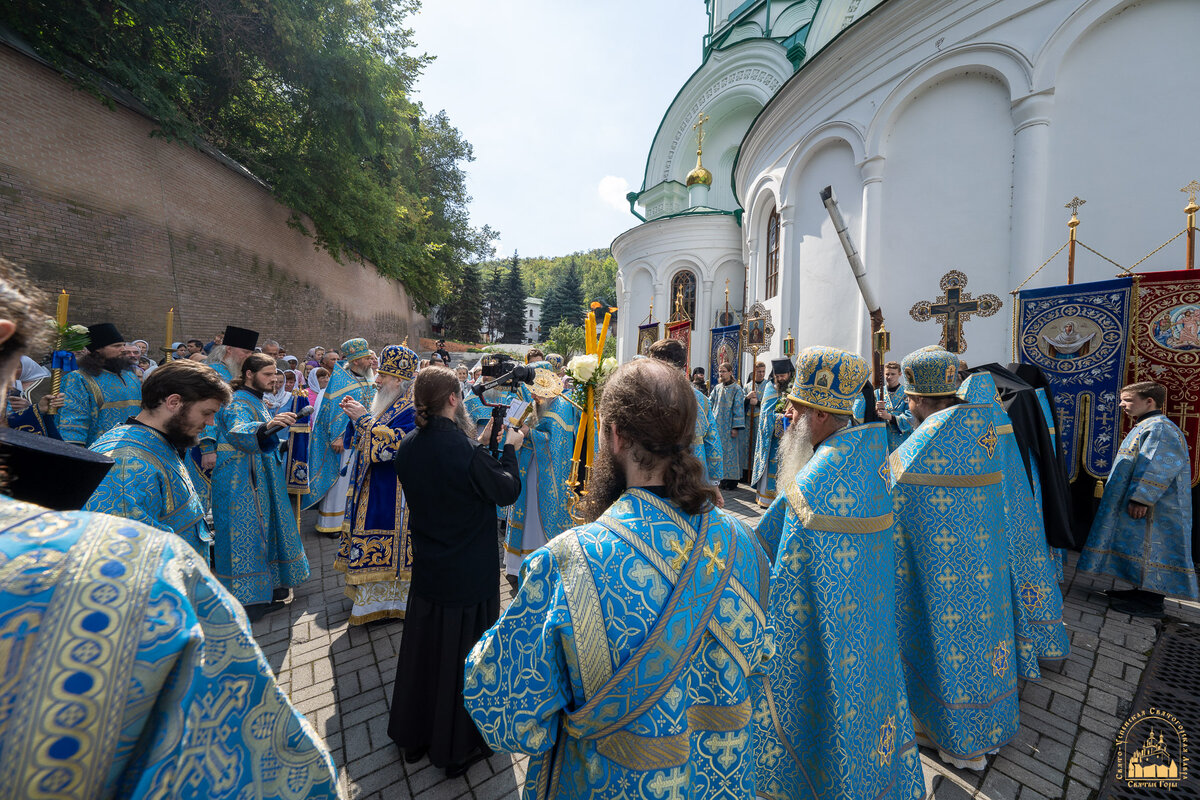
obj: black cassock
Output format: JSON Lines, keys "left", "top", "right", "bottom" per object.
{"left": 388, "top": 415, "right": 521, "bottom": 770}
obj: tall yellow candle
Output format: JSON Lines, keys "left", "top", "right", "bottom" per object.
{"left": 596, "top": 309, "right": 613, "bottom": 357}
{"left": 164, "top": 308, "right": 174, "bottom": 356}
{"left": 585, "top": 312, "right": 596, "bottom": 354}
{"left": 56, "top": 290, "right": 68, "bottom": 327}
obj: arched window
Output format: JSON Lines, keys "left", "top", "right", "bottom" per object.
{"left": 670, "top": 270, "right": 697, "bottom": 321}
{"left": 765, "top": 208, "right": 780, "bottom": 299}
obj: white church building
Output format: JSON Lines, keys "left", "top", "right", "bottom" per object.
{"left": 613, "top": 0, "right": 1199, "bottom": 371}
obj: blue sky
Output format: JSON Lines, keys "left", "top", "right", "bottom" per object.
{"left": 409, "top": 1, "right": 708, "bottom": 259}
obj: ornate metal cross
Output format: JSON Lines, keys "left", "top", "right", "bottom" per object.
{"left": 693, "top": 112, "right": 710, "bottom": 154}
{"left": 1065, "top": 196, "right": 1086, "bottom": 216}
{"left": 1181, "top": 180, "right": 1200, "bottom": 206}
{"left": 909, "top": 270, "right": 1002, "bottom": 353}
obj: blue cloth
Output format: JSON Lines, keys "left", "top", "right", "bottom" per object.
{"left": 199, "top": 361, "right": 234, "bottom": 458}
{"left": 1034, "top": 388, "right": 1069, "bottom": 582}
{"left": 6, "top": 403, "right": 60, "bottom": 438}
{"left": 692, "top": 387, "right": 723, "bottom": 485}
{"left": 708, "top": 381, "right": 745, "bottom": 481}
{"left": 891, "top": 402, "right": 1019, "bottom": 760}
{"left": 959, "top": 374, "right": 1069, "bottom": 678}
{"left": 304, "top": 363, "right": 375, "bottom": 509}
{"left": 0, "top": 495, "right": 339, "bottom": 797}
{"left": 505, "top": 390, "right": 580, "bottom": 573}
{"left": 752, "top": 383, "right": 786, "bottom": 506}
{"left": 752, "top": 421, "right": 924, "bottom": 800}
{"left": 1079, "top": 413, "right": 1197, "bottom": 599}
{"left": 464, "top": 488, "right": 771, "bottom": 799}
{"left": 334, "top": 386, "right": 417, "bottom": 624}
{"left": 742, "top": 378, "right": 769, "bottom": 474}
{"left": 85, "top": 423, "right": 211, "bottom": 560}
{"left": 852, "top": 384, "right": 913, "bottom": 451}
{"left": 59, "top": 369, "right": 142, "bottom": 445}
{"left": 212, "top": 390, "right": 310, "bottom": 605}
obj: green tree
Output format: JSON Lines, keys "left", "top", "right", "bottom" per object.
{"left": 484, "top": 264, "right": 505, "bottom": 342}
{"left": 442, "top": 264, "right": 482, "bottom": 341}
{"left": 501, "top": 252, "right": 527, "bottom": 343}
{"left": 541, "top": 258, "right": 585, "bottom": 329}
{"left": 0, "top": 0, "right": 496, "bottom": 309}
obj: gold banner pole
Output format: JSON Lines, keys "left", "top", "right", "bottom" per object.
{"left": 1182, "top": 180, "right": 1199, "bottom": 270}
{"left": 1065, "top": 196, "right": 1085, "bottom": 285}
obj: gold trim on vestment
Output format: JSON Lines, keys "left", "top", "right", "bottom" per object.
{"left": 996, "top": 424, "right": 1014, "bottom": 434}
{"left": 887, "top": 451, "right": 1003, "bottom": 488}
{"left": 594, "top": 698, "right": 752, "bottom": 771}
{"left": 548, "top": 531, "right": 613, "bottom": 700}
{"left": 784, "top": 481, "right": 893, "bottom": 534}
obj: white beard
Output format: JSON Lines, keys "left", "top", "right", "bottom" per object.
{"left": 777, "top": 412, "right": 816, "bottom": 490}
{"left": 352, "top": 367, "right": 376, "bottom": 385}
{"left": 370, "top": 381, "right": 407, "bottom": 418}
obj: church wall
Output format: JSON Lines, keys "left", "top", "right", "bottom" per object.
{"left": 0, "top": 43, "right": 428, "bottom": 353}
{"left": 878, "top": 72, "right": 1015, "bottom": 364}
{"left": 785, "top": 139, "right": 866, "bottom": 357}
{"left": 1039, "top": 0, "right": 1200, "bottom": 284}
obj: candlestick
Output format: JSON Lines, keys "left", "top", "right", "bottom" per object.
{"left": 56, "top": 290, "right": 68, "bottom": 327}
{"left": 164, "top": 308, "right": 174, "bottom": 357}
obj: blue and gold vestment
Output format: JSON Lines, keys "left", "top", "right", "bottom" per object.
{"left": 213, "top": 390, "right": 310, "bottom": 606}
{"left": 852, "top": 384, "right": 913, "bottom": 451}
{"left": 303, "top": 363, "right": 375, "bottom": 512}
{"left": 890, "top": 402, "right": 1019, "bottom": 762}
{"left": 741, "top": 378, "right": 769, "bottom": 474}
{"left": 1034, "top": 388, "right": 1068, "bottom": 583}
{"left": 85, "top": 423, "right": 211, "bottom": 560}
{"left": 464, "top": 488, "right": 771, "bottom": 799}
{"left": 709, "top": 381, "right": 745, "bottom": 482}
{"left": 504, "top": 389, "right": 579, "bottom": 577}
{"left": 7, "top": 404, "right": 59, "bottom": 438}
{"left": 751, "top": 383, "right": 785, "bottom": 507}
{"left": 59, "top": 369, "right": 142, "bottom": 446}
{"left": 1079, "top": 413, "right": 1198, "bottom": 599}
{"left": 692, "top": 387, "right": 723, "bottom": 485}
{"left": 0, "top": 495, "right": 340, "bottom": 798}
{"left": 199, "top": 360, "right": 234, "bottom": 461}
{"left": 334, "top": 387, "right": 417, "bottom": 624}
{"left": 752, "top": 422, "right": 925, "bottom": 800}
{"left": 958, "top": 374, "right": 1068, "bottom": 678}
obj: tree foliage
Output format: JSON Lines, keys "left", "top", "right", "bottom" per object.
{"left": 500, "top": 252, "right": 527, "bottom": 343}
{"left": 0, "top": 0, "right": 496, "bottom": 309}
{"left": 540, "top": 258, "right": 585, "bottom": 330}
{"left": 442, "top": 264, "right": 483, "bottom": 341}
{"left": 544, "top": 320, "right": 616, "bottom": 361}
{"left": 483, "top": 264, "right": 504, "bottom": 342}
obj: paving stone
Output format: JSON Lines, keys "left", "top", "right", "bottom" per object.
{"left": 978, "top": 768, "right": 1020, "bottom": 800}
{"left": 1065, "top": 778, "right": 1094, "bottom": 800}
{"left": 1049, "top": 692, "right": 1083, "bottom": 721}
{"left": 1031, "top": 737, "right": 1071, "bottom": 771}
{"left": 1086, "top": 686, "right": 1119, "bottom": 715}
{"left": 992, "top": 758, "right": 1062, "bottom": 798}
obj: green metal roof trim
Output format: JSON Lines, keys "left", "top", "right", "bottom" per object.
{"left": 728, "top": 0, "right": 893, "bottom": 209}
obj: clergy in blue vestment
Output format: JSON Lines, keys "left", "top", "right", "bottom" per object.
{"left": 958, "top": 372, "right": 1069, "bottom": 677}
{"left": 305, "top": 338, "right": 376, "bottom": 535}
{"left": 465, "top": 358, "right": 771, "bottom": 800}
{"left": 851, "top": 360, "right": 912, "bottom": 451}
{"left": 503, "top": 365, "right": 580, "bottom": 584}
{"left": 59, "top": 322, "right": 142, "bottom": 445}
{"left": 197, "top": 325, "right": 259, "bottom": 486}
{"left": 751, "top": 358, "right": 794, "bottom": 507}
{"left": 752, "top": 346, "right": 924, "bottom": 800}
{"left": 1080, "top": 381, "right": 1198, "bottom": 614}
{"left": 891, "top": 346, "right": 1018, "bottom": 770}
{"left": 709, "top": 362, "right": 745, "bottom": 490}
{"left": 213, "top": 353, "right": 311, "bottom": 618}
{"left": 86, "top": 360, "right": 233, "bottom": 560}
{"left": 334, "top": 343, "right": 419, "bottom": 624}
{"left": 741, "top": 359, "right": 769, "bottom": 477}
{"left": 0, "top": 264, "right": 340, "bottom": 798}
{"left": 648, "top": 338, "right": 723, "bottom": 487}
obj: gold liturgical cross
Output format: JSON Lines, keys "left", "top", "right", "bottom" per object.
{"left": 1064, "top": 196, "right": 1086, "bottom": 216}
{"left": 909, "top": 270, "right": 1002, "bottom": 354}
{"left": 1182, "top": 181, "right": 1200, "bottom": 206}
{"left": 693, "top": 112, "right": 709, "bottom": 154}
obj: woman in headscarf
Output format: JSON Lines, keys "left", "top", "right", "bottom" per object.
{"left": 7, "top": 356, "right": 64, "bottom": 437}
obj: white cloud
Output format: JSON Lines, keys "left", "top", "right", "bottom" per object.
{"left": 598, "top": 176, "right": 631, "bottom": 213}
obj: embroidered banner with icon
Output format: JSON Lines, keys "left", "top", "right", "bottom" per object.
{"left": 1128, "top": 269, "right": 1200, "bottom": 485}
{"left": 667, "top": 319, "right": 691, "bottom": 365}
{"left": 1016, "top": 277, "right": 1133, "bottom": 481}
{"left": 709, "top": 324, "right": 741, "bottom": 383}
{"left": 637, "top": 322, "right": 660, "bottom": 356}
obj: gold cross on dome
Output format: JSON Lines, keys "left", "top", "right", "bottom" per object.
{"left": 1183, "top": 181, "right": 1200, "bottom": 204}
{"left": 693, "top": 112, "right": 710, "bottom": 155}
{"left": 1065, "top": 196, "right": 1086, "bottom": 217}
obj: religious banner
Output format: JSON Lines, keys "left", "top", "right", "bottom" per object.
{"left": 667, "top": 319, "right": 691, "bottom": 365}
{"left": 637, "top": 322, "right": 660, "bottom": 356}
{"left": 285, "top": 390, "right": 312, "bottom": 495}
{"left": 709, "top": 324, "right": 741, "bottom": 382}
{"left": 1127, "top": 269, "right": 1200, "bottom": 485}
{"left": 1015, "top": 276, "right": 1133, "bottom": 481}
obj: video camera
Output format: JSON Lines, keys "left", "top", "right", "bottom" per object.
{"left": 478, "top": 355, "right": 536, "bottom": 388}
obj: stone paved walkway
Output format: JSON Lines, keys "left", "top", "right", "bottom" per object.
{"left": 251, "top": 487, "right": 1197, "bottom": 799}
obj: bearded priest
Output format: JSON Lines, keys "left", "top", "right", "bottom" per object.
{"left": 891, "top": 346, "right": 1018, "bottom": 770}
{"left": 750, "top": 358, "right": 794, "bottom": 507}
{"left": 334, "top": 343, "right": 419, "bottom": 624}
{"left": 752, "top": 346, "right": 924, "bottom": 800}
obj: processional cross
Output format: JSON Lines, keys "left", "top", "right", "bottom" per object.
{"left": 909, "top": 270, "right": 1002, "bottom": 353}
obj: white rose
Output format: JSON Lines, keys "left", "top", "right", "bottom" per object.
{"left": 569, "top": 354, "right": 599, "bottom": 383}
{"left": 69, "top": 324, "right": 89, "bottom": 334}
{"left": 601, "top": 357, "right": 618, "bottom": 376}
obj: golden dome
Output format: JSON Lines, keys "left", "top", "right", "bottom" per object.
{"left": 686, "top": 154, "right": 712, "bottom": 187}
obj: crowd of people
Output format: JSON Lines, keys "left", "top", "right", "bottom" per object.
{"left": 0, "top": 253, "right": 1194, "bottom": 798}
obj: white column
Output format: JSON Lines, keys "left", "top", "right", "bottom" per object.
{"left": 857, "top": 154, "right": 886, "bottom": 361}
{"left": 618, "top": 289, "right": 632, "bottom": 361}
{"left": 1010, "top": 91, "right": 1055, "bottom": 289}
{"left": 696, "top": 277, "right": 715, "bottom": 371}
{"left": 743, "top": 237, "right": 759, "bottom": 378}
